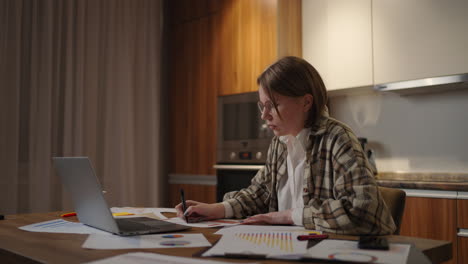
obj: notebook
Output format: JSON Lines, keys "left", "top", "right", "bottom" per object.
{"left": 53, "top": 157, "right": 190, "bottom": 236}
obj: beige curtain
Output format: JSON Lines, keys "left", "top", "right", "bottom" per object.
{"left": 0, "top": 0, "right": 167, "bottom": 214}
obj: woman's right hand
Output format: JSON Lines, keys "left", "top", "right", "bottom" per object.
{"left": 175, "top": 200, "right": 225, "bottom": 222}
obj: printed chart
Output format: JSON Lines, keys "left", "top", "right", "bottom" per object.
{"left": 235, "top": 232, "right": 294, "bottom": 253}
{"left": 202, "top": 231, "right": 308, "bottom": 257}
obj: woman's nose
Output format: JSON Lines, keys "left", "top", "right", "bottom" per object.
{"left": 261, "top": 110, "right": 272, "bottom": 121}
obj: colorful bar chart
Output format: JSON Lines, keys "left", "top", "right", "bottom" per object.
{"left": 235, "top": 232, "right": 295, "bottom": 253}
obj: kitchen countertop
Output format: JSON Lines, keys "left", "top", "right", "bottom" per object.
{"left": 375, "top": 172, "right": 468, "bottom": 191}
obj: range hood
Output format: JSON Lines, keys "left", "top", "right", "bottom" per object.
{"left": 374, "top": 73, "right": 468, "bottom": 92}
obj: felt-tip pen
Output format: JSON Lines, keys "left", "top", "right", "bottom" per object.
{"left": 297, "top": 234, "right": 329, "bottom": 241}
{"left": 180, "top": 189, "right": 188, "bottom": 222}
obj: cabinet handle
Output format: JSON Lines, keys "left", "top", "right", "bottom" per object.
{"left": 401, "top": 189, "right": 457, "bottom": 199}
{"left": 458, "top": 229, "right": 468, "bottom": 237}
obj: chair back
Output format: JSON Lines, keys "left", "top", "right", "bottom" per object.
{"left": 378, "top": 186, "right": 406, "bottom": 235}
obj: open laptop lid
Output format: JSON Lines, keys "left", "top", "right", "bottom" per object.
{"left": 53, "top": 157, "right": 120, "bottom": 234}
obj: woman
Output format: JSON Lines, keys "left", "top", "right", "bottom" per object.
{"left": 176, "top": 56, "right": 396, "bottom": 235}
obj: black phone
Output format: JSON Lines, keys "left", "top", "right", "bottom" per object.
{"left": 358, "top": 236, "right": 389, "bottom": 250}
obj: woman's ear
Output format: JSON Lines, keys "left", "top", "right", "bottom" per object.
{"left": 303, "top": 94, "right": 313, "bottom": 112}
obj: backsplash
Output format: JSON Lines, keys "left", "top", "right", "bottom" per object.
{"left": 329, "top": 87, "right": 468, "bottom": 173}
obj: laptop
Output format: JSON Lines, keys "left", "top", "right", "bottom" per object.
{"left": 53, "top": 157, "right": 190, "bottom": 236}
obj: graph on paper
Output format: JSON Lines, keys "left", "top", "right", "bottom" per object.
{"left": 202, "top": 231, "right": 309, "bottom": 257}
{"left": 235, "top": 232, "right": 295, "bottom": 253}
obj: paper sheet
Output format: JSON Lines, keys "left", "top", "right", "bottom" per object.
{"left": 202, "top": 231, "right": 309, "bottom": 258}
{"left": 82, "top": 233, "right": 211, "bottom": 249}
{"left": 215, "top": 224, "right": 320, "bottom": 235}
{"left": 305, "top": 239, "right": 411, "bottom": 264}
{"left": 19, "top": 219, "right": 109, "bottom": 235}
{"left": 165, "top": 217, "right": 242, "bottom": 228}
{"left": 84, "top": 252, "right": 259, "bottom": 264}
{"left": 110, "top": 207, "right": 176, "bottom": 220}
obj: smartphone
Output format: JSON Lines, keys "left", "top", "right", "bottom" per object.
{"left": 358, "top": 236, "right": 389, "bottom": 250}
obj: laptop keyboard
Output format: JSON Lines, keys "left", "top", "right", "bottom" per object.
{"left": 116, "top": 217, "right": 173, "bottom": 232}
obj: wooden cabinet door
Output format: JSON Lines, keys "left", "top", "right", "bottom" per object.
{"left": 400, "top": 196, "right": 457, "bottom": 264}
{"left": 458, "top": 236, "right": 468, "bottom": 264}
{"left": 457, "top": 193, "right": 468, "bottom": 228}
{"left": 169, "top": 15, "right": 218, "bottom": 175}
{"left": 302, "top": 0, "right": 373, "bottom": 90}
{"left": 218, "top": 0, "right": 278, "bottom": 96}
{"left": 372, "top": 0, "right": 468, "bottom": 84}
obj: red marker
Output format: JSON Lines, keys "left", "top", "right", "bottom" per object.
{"left": 61, "top": 212, "right": 77, "bottom": 217}
{"left": 297, "top": 234, "right": 329, "bottom": 241}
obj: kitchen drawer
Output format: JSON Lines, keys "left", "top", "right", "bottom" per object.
{"left": 457, "top": 192, "right": 468, "bottom": 228}
{"left": 458, "top": 234, "right": 468, "bottom": 264}
{"left": 400, "top": 194, "right": 457, "bottom": 264}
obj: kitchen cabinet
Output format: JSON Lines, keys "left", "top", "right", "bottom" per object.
{"left": 457, "top": 192, "right": 468, "bottom": 264}
{"left": 399, "top": 190, "right": 457, "bottom": 264}
{"left": 302, "top": 0, "right": 373, "bottom": 91}
{"left": 457, "top": 197, "right": 468, "bottom": 228}
{"left": 372, "top": 0, "right": 468, "bottom": 84}
{"left": 218, "top": 0, "right": 302, "bottom": 95}
{"left": 458, "top": 237, "right": 468, "bottom": 264}
{"left": 167, "top": 0, "right": 301, "bottom": 205}
{"left": 303, "top": 0, "right": 468, "bottom": 91}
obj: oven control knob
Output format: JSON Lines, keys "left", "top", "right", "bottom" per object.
{"left": 255, "top": 152, "right": 262, "bottom": 160}
{"left": 230, "top": 152, "right": 236, "bottom": 160}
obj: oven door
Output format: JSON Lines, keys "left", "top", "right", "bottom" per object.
{"left": 214, "top": 164, "right": 264, "bottom": 202}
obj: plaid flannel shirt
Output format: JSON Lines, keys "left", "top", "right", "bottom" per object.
{"left": 223, "top": 110, "right": 396, "bottom": 235}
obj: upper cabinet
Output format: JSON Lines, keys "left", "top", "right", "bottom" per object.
{"left": 302, "top": 0, "right": 373, "bottom": 91}
{"left": 372, "top": 0, "right": 468, "bottom": 84}
{"left": 218, "top": 0, "right": 302, "bottom": 95}
{"left": 303, "top": 0, "right": 468, "bottom": 90}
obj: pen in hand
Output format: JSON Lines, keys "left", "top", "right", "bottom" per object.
{"left": 180, "top": 189, "right": 188, "bottom": 222}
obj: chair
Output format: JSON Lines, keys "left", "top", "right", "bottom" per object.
{"left": 378, "top": 186, "right": 406, "bottom": 235}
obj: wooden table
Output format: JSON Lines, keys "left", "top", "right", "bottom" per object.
{"left": 0, "top": 212, "right": 452, "bottom": 264}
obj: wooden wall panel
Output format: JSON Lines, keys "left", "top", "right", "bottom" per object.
{"left": 400, "top": 197, "right": 457, "bottom": 264}
{"left": 167, "top": 0, "right": 226, "bottom": 26}
{"left": 168, "top": 184, "right": 217, "bottom": 207}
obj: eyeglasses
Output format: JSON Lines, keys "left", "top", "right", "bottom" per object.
{"left": 257, "top": 101, "right": 277, "bottom": 114}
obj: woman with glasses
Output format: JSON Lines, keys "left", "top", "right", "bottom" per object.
{"left": 176, "top": 56, "right": 396, "bottom": 235}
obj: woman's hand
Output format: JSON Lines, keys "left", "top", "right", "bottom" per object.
{"left": 241, "top": 209, "right": 294, "bottom": 225}
{"left": 175, "top": 200, "right": 225, "bottom": 222}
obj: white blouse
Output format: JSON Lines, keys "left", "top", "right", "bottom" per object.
{"left": 223, "top": 128, "right": 309, "bottom": 226}
{"left": 278, "top": 128, "right": 308, "bottom": 226}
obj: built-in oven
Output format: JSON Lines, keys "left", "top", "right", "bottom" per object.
{"left": 215, "top": 92, "right": 273, "bottom": 202}
{"left": 213, "top": 164, "right": 264, "bottom": 202}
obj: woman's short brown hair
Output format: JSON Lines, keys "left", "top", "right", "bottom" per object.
{"left": 257, "top": 56, "right": 328, "bottom": 128}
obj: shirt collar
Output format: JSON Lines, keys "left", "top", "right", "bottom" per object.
{"left": 279, "top": 128, "right": 309, "bottom": 150}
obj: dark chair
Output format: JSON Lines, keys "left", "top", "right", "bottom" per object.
{"left": 378, "top": 186, "right": 406, "bottom": 235}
